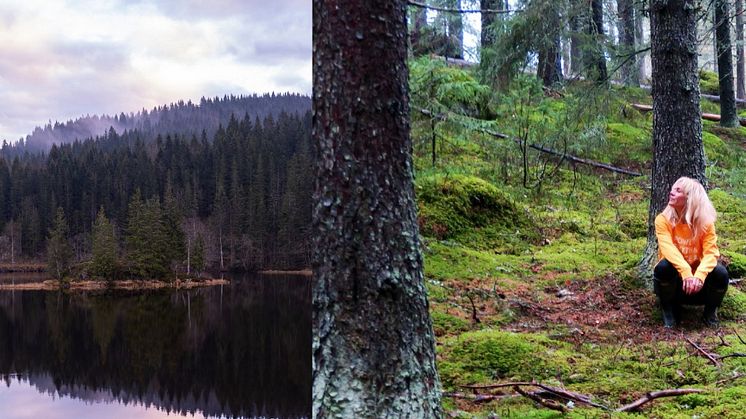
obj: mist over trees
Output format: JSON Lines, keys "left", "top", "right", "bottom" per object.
{"left": 0, "top": 95, "right": 312, "bottom": 274}
{"left": 5, "top": 93, "right": 310, "bottom": 155}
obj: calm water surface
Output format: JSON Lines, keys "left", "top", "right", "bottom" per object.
{"left": 0, "top": 273, "right": 311, "bottom": 418}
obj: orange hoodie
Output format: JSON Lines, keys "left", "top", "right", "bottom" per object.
{"left": 655, "top": 214, "right": 719, "bottom": 282}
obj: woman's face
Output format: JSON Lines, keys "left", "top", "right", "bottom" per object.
{"left": 668, "top": 183, "right": 687, "bottom": 211}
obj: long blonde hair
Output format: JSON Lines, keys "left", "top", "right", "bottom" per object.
{"left": 661, "top": 177, "right": 717, "bottom": 238}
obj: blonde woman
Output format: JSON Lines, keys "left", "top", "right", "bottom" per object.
{"left": 653, "top": 177, "right": 729, "bottom": 328}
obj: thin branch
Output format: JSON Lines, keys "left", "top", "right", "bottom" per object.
{"left": 715, "top": 373, "right": 746, "bottom": 386}
{"left": 617, "top": 389, "right": 705, "bottom": 412}
{"left": 407, "top": 0, "right": 519, "bottom": 14}
{"left": 685, "top": 336, "right": 722, "bottom": 366}
{"left": 734, "top": 328, "right": 746, "bottom": 345}
{"left": 630, "top": 103, "right": 746, "bottom": 126}
{"left": 460, "top": 382, "right": 610, "bottom": 410}
{"left": 716, "top": 352, "right": 746, "bottom": 360}
{"left": 415, "top": 107, "right": 642, "bottom": 177}
{"left": 514, "top": 385, "right": 568, "bottom": 412}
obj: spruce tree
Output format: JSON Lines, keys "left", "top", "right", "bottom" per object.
{"left": 47, "top": 207, "right": 72, "bottom": 280}
{"left": 91, "top": 207, "right": 118, "bottom": 280}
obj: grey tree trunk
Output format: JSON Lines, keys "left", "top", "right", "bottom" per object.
{"left": 313, "top": 1, "right": 442, "bottom": 417}
{"left": 589, "top": 0, "right": 608, "bottom": 83}
{"left": 617, "top": 0, "right": 640, "bottom": 86}
{"left": 570, "top": 7, "right": 582, "bottom": 76}
{"left": 640, "top": 0, "right": 706, "bottom": 289}
{"left": 716, "top": 0, "right": 739, "bottom": 127}
{"left": 635, "top": 0, "right": 646, "bottom": 81}
{"left": 538, "top": 2, "right": 563, "bottom": 86}
{"left": 481, "top": 0, "right": 502, "bottom": 52}
{"left": 410, "top": 3, "right": 429, "bottom": 56}
{"left": 737, "top": 0, "right": 745, "bottom": 99}
{"left": 448, "top": 0, "right": 464, "bottom": 59}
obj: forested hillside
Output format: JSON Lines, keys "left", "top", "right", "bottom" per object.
{"left": 0, "top": 95, "right": 312, "bottom": 274}
{"left": 6, "top": 93, "right": 310, "bottom": 155}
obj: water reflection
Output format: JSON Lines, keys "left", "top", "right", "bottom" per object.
{"left": 0, "top": 274, "right": 311, "bottom": 418}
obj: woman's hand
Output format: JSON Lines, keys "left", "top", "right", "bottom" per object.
{"left": 682, "top": 277, "right": 703, "bottom": 295}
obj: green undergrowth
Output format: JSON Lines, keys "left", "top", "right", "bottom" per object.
{"left": 409, "top": 57, "right": 746, "bottom": 417}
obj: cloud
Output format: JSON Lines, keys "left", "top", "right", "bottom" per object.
{"left": 0, "top": 0, "right": 311, "bottom": 142}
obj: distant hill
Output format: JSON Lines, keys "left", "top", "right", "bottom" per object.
{"left": 7, "top": 93, "right": 310, "bottom": 155}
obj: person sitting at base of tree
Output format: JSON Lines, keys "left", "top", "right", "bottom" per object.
{"left": 653, "top": 176, "right": 729, "bottom": 328}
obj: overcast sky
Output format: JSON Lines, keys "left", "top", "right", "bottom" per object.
{"left": 0, "top": 0, "right": 311, "bottom": 143}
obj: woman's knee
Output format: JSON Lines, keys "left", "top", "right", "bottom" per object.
{"left": 706, "top": 263, "right": 730, "bottom": 289}
{"left": 654, "top": 259, "right": 679, "bottom": 282}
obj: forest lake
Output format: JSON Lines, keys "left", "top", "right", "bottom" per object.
{"left": 0, "top": 270, "right": 312, "bottom": 419}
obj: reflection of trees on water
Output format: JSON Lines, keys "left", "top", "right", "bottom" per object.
{"left": 0, "top": 275, "right": 311, "bottom": 418}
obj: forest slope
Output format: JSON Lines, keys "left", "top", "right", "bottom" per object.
{"left": 410, "top": 58, "right": 746, "bottom": 417}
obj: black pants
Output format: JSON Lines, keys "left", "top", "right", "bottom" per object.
{"left": 653, "top": 259, "right": 729, "bottom": 306}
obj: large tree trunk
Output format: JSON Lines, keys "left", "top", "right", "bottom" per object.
{"left": 635, "top": 0, "right": 646, "bottom": 82}
{"left": 312, "top": 1, "right": 442, "bottom": 417}
{"left": 641, "top": 0, "right": 706, "bottom": 289}
{"left": 589, "top": 0, "right": 608, "bottom": 83}
{"left": 481, "top": 0, "right": 501, "bottom": 52}
{"left": 617, "top": 0, "right": 640, "bottom": 86}
{"left": 715, "top": 0, "right": 739, "bottom": 127}
{"left": 537, "top": 3, "right": 563, "bottom": 86}
{"left": 737, "top": 0, "right": 745, "bottom": 99}
{"left": 447, "top": 0, "right": 464, "bottom": 59}
{"left": 410, "top": 2, "right": 429, "bottom": 56}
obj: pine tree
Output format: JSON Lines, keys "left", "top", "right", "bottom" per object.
{"left": 47, "top": 207, "right": 72, "bottom": 280}
{"left": 91, "top": 207, "right": 118, "bottom": 280}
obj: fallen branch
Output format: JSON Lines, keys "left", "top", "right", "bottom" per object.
{"left": 416, "top": 107, "right": 642, "bottom": 177}
{"left": 730, "top": 278, "right": 743, "bottom": 285}
{"left": 734, "top": 328, "right": 746, "bottom": 345}
{"left": 630, "top": 103, "right": 746, "bottom": 127}
{"left": 685, "top": 337, "right": 721, "bottom": 366}
{"left": 716, "top": 352, "right": 746, "bottom": 360}
{"left": 460, "top": 382, "right": 609, "bottom": 410}
{"left": 617, "top": 389, "right": 705, "bottom": 412}
{"left": 638, "top": 85, "right": 746, "bottom": 108}
{"left": 514, "top": 385, "right": 568, "bottom": 413}
{"left": 715, "top": 373, "right": 746, "bottom": 386}
{"left": 443, "top": 392, "right": 512, "bottom": 402}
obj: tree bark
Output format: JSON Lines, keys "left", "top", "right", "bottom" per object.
{"left": 715, "top": 0, "right": 739, "bottom": 127}
{"left": 737, "top": 0, "right": 745, "bottom": 99}
{"left": 641, "top": 0, "right": 706, "bottom": 289}
{"left": 447, "top": 0, "right": 464, "bottom": 59}
{"left": 481, "top": 0, "right": 502, "bottom": 52}
{"left": 589, "top": 0, "right": 609, "bottom": 83}
{"left": 410, "top": 2, "right": 429, "bottom": 55}
{"left": 617, "top": 0, "right": 640, "bottom": 86}
{"left": 313, "top": 1, "right": 442, "bottom": 417}
{"left": 635, "top": 0, "right": 646, "bottom": 81}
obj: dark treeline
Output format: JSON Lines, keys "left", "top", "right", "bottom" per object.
{"left": 7, "top": 92, "right": 311, "bottom": 155}
{"left": 0, "top": 96, "right": 312, "bottom": 274}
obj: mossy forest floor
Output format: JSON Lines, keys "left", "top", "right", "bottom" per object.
{"left": 411, "top": 59, "right": 746, "bottom": 417}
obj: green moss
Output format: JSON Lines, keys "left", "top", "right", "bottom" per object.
{"left": 604, "top": 123, "right": 651, "bottom": 166}
{"left": 431, "top": 310, "right": 471, "bottom": 336}
{"left": 723, "top": 251, "right": 746, "bottom": 278}
{"left": 703, "top": 131, "right": 731, "bottom": 166}
{"left": 700, "top": 70, "right": 719, "bottom": 95}
{"left": 423, "top": 240, "right": 529, "bottom": 281}
{"left": 438, "top": 330, "right": 572, "bottom": 388}
{"left": 417, "top": 174, "right": 537, "bottom": 250}
{"left": 709, "top": 189, "right": 746, "bottom": 241}
{"left": 720, "top": 287, "right": 746, "bottom": 320}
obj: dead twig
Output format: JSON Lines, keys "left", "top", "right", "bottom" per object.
{"left": 716, "top": 352, "right": 746, "bottom": 360}
{"left": 616, "top": 389, "right": 705, "bottom": 412}
{"left": 685, "top": 336, "right": 722, "bottom": 366}
{"left": 514, "top": 385, "right": 568, "bottom": 413}
{"left": 715, "top": 373, "right": 746, "bottom": 386}
{"left": 733, "top": 328, "right": 746, "bottom": 345}
{"left": 442, "top": 392, "right": 513, "bottom": 402}
{"left": 460, "top": 382, "right": 609, "bottom": 410}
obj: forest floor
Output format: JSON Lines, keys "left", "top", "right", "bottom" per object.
{"left": 410, "top": 59, "right": 746, "bottom": 417}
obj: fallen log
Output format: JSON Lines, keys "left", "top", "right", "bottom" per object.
{"left": 617, "top": 389, "right": 705, "bottom": 412}
{"left": 630, "top": 103, "right": 746, "bottom": 127}
{"left": 638, "top": 85, "right": 746, "bottom": 108}
{"left": 417, "top": 107, "right": 642, "bottom": 177}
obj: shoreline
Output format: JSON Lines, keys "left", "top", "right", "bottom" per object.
{"left": 0, "top": 278, "right": 230, "bottom": 291}
{"left": 259, "top": 269, "right": 312, "bottom": 276}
